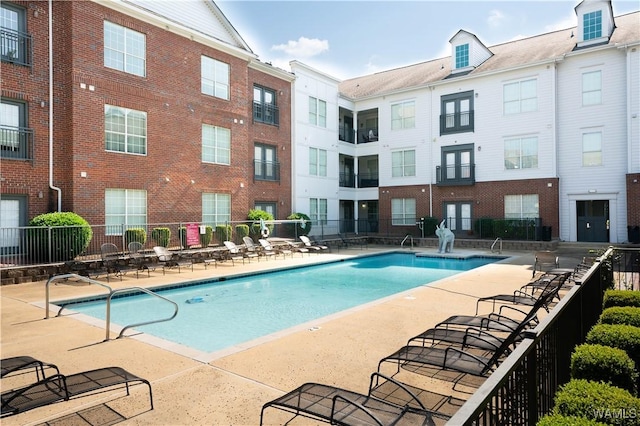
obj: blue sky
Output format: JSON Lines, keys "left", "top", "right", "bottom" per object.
{"left": 216, "top": 0, "right": 639, "bottom": 80}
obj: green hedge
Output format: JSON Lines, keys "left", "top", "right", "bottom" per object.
{"left": 27, "top": 212, "right": 93, "bottom": 262}
{"left": 235, "top": 224, "right": 249, "bottom": 242}
{"left": 571, "top": 344, "right": 637, "bottom": 395}
{"left": 586, "top": 324, "right": 640, "bottom": 371}
{"left": 200, "top": 225, "right": 213, "bottom": 247}
{"left": 603, "top": 290, "right": 640, "bottom": 309}
{"left": 215, "top": 225, "right": 232, "bottom": 244}
{"left": 600, "top": 307, "right": 640, "bottom": 328}
{"left": 537, "top": 414, "right": 608, "bottom": 426}
{"left": 553, "top": 379, "right": 640, "bottom": 425}
{"left": 151, "top": 227, "right": 171, "bottom": 247}
{"left": 125, "top": 228, "right": 146, "bottom": 245}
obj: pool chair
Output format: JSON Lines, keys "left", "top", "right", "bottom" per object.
{"left": 260, "top": 372, "right": 437, "bottom": 426}
{"left": 152, "top": 246, "right": 194, "bottom": 273}
{"left": 1, "top": 356, "right": 60, "bottom": 381}
{"left": 101, "top": 243, "right": 141, "bottom": 280}
{"left": 532, "top": 250, "right": 560, "bottom": 278}
{"left": 299, "top": 235, "right": 328, "bottom": 252}
{"left": 1, "top": 366, "right": 153, "bottom": 418}
{"left": 242, "top": 237, "right": 264, "bottom": 261}
{"left": 258, "top": 239, "right": 292, "bottom": 259}
{"left": 223, "top": 241, "right": 258, "bottom": 264}
{"left": 285, "top": 240, "right": 310, "bottom": 257}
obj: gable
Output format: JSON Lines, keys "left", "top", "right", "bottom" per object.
{"left": 574, "top": 0, "right": 615, "bottom": 48}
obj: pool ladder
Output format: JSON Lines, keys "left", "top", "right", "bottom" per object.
{"left": 45, "top": 274, "right": 178, "bottom": 341}
{"left": 491, "top": 237, "right": 503, "bottom": 254}
{"left": 401, "top": 234, "right": 414, "bottom": 250}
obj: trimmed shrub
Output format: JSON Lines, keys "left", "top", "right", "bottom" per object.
{"left": 215, "top": 225, "right": 232, "bottom": 244}
{"left": 151, "top": 227, "right": 171, "bottom": 247}
{"left": 124, "top": 228, "right": 146, "bottom": 246}
{"left": 571, "top": 344, "right": 637, "bottom": 395}
{"left": 600, "top": 307, "right": 640, "bottom": 328}
{"left": 553, "top": 379, "right": 640, "bottom": 425}
{"left": 199, "top": 225, "right": 213, "bottom": 247}
{"left": 537, "top": 414, "right": 608, "bottom": 426}
{"left": 586, "top": 324, "right": 640, "bottom": 370}
{"left": 247, "top": 209, "right": 274, "bottom": 237}
{"left": 178, "top": 226, "right": 186, "bottom": 249}
{"left": 421, "top": 216, "right": 439, "bottom": 237}
{"left": 235, "top": 224, "right": 249, "bottom": 243}
{"left": 603, "top": 290, "right": 640, "bottom": 309}
{"left": 474, "top": 217, "right": 495, "bottom": 239}
{"left": 286, "top": 213, "right": 311, "bottom": 237}
{"left": 28, "top": 212, "right": 93, "bottom": 262}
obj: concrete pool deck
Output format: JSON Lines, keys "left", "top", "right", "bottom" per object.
{"left": 1, "top": 245, "right": 588, "bottom": 425}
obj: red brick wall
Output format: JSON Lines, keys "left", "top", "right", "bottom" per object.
{"left": 627, "top": 173, "right": 640, "bottom": 228}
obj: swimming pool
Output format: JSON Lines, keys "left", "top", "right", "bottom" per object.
{"left": 63, "top": 252, "right": 501, "bottom": 355}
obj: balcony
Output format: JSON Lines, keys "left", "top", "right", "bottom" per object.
{"left": 1, "top": 125, "right": 34, "bottom": 161}
{"left": 1, "top": 27, "right": 32, "bottom": 67}
{"left": 252, "top": 101, "right": 279, "bottom": 126}
{"left": 436, "top": 164, "right": 475, "bottom": 186}
{"left": 253, "top": 160, "right": 280, "bottom": 182}
{"left": 358, "top": 172, "right": 379, "bottom": 188}
{"left": 357, "top": 128, "right": 378, "bottom": 144}
{"left": 339, "top": 172, "right": 356, "bottom": 188}
{"left": 439, "top": 110, "right": 474, "bottom": 135}
{"left": 338, "top": 124, "right": 355, "bottom": 143}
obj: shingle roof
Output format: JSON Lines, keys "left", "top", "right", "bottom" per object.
{"left": 339, "top": 11, "right": 639, "bottom": 99}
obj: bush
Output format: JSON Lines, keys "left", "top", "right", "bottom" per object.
{"left": 553, "top": 379, "right": 640, "bottom": 425}
{"left": 474, "top": 217, "right": 495, "bottom": 239}
{"left": 586, "top": 324, "right": 640, "bottom": 370}
{"left": 28, "top": 212, "right": 93, "bottom": 262}
{"left": 235, "top": 224, "right": 249, "bottom": 242}
{"left": 151, "top": 227, "right": 171, "bottom": 247}
{"left": 215, "top": 225, "right": 232, "bottom": 244}
{"left": 603, "top": 290, "right": 640, "bottom": 309}
{"left": 286, "top": 213, "right": 311, "bottom": 237}
{"left": 247, "top": 209, "right": 274, "bottom": 237}
{"left": 200, "top": 225, "right": 213, "bottom": 247}
{"left": 600, "top": 307, "right": 640, "bottom": 328}
{"left": 571, "top": 344, "right": 637, "bottom": 395}
{"left": 124, "top": 228, "right": 146, "bottom": 246}
{"left": 178, "top": 226, "right": 186, "bottom": 249}
{"left": 537, "top": 414, "right": 608, "bottom": 426}
{"left": 421, "top": 217, "right": 438, "bottom": 237}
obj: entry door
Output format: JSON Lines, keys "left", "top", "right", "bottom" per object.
{"left": 577, "top": 200, "right": 609, "bottom": 242}
{"left": 445, "top": 202, "right": 472, "bottom": 235}
{"left": 341, "top": 201, "right": 354, "bottom": 233}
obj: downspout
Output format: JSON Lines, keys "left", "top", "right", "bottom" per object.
{"left": 429, "top": 85, "right": 434, "bottom": 218}
{"left": 48, "top": 0, "right": 62, "bottom": 211}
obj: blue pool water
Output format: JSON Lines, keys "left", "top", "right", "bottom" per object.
{"left": 65, "top": 253, "right": 500, "bottom": 353}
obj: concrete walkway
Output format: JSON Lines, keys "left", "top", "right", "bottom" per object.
{"left": 1, "top": 245, "right": 587, "bottom": 425}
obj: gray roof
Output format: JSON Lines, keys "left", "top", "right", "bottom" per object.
{"left": 339, "top": 11, "right": 639, "bottom": 99}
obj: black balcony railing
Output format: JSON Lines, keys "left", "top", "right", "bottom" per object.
{"left": 252, "top": 101, "right": 279, "bottom": 126}
{"left": 1, "top": 125, "right": 34, "bottom": 161}
{"left": 338, "top": 124, "right": 355, "bottom": 143}
{"left": 358, "top": 128, "right": 378, "bottom": 143}
{"left": 1, "top": 27, "right": 32, "bottom": 67}
{"left": 253, "top": 160, "right": 280, "bottom": 182}
{"left": 436, "top": 164, "right": 475, "bottom": 186}
{"left": 339, "top": 172, "right": 356, "bottom": 188}
{"left": 440, "top": 110, "right": 474, "bottom": 135}
{"left": 358, "top": 172, "right": 379, "bottom": 188}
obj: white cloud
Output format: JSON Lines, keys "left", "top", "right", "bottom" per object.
{"left": 271, "top": 37, "right": 329, "bottom": 58}
{"left": 487, "top": 9, "right": 507, "bottom": 28}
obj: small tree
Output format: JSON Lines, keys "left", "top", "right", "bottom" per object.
{"left": 286, "top": 213, "right": 311, "bottom": 237}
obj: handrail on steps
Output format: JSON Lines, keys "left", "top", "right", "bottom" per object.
{"left": 401, "top": 234, "right": 414, "bottom": 250}
{"left": 45, "top": 274, "right": 179, "bottom": 341}
{"left": 491, "top": 237, "right": 503, "bottom": 254}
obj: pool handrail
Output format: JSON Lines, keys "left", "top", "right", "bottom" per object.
{"left": 107, "top": 287, "right": 178, "bottom": 340}
{"left": 401, "top": 234, "right": 413, "bottom": 250}
{"left": 46, "top": 274, "right": 112, "bottom": 319}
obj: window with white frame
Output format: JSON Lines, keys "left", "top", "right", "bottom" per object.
{"left": 309, "top": 147, "right": 327, "bottom": 176}
{"left": 202, "top": 123, "right": 230, "bottom": 165}
{"left": 105, "top": 189, "right": 147, "bottom": 235}
{"left": 201, "top": 55, "right": 229, "bottom": 100}
{"left": 308, "top": 97, "right": 327, "bottom": 127}
{"left": 391, "top": 149, "right": 416, "bottom": 177}
{"left": 504, "top": 136, "right": 538, "bottom": 170}
{"left": 202, "top": 193, "right": 231, "bottom": 226}
{"left": 582, "top": 71, "right": 602, "bottom": 106}
{"left": 309, "top": 198, "right": 327, "bottom": 225}
{"left": 105, "top": 105, "right": 147, "bottom": 155}
{"left": 582, "top": 131, "right": 602, "bottom": 166}
{"left": 104, "top": 21, "right": 146, "bottom": 77}
{"left": 583, "top": 10, "right": 602, "bottom": 41}
{"left": 503, "top": 79, "right": 537, "bottom": 114}
{"left": 504, "top": 194, "right": 539, "bottom": 219}
{"left": 391, "top": 198, "right": 416, "bottom": 225}
{"left": 391, "top": 101, "right": 415, "bottom": 130}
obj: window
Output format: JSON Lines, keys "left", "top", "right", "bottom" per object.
{"left": 104, "top": 21, "right": 145, "bottom": 77}
{"left": 504, "top": 194, "right": 539, "bottom": 219}
{"left": 202, "top": 193, "right": 231, "bottom": 226}
{"left": 254, "top": 202, "right": 276, "bottom": 218}
{"left": 255, "top": 143, "right": 279, "bottom": 181}
{"left": 1, "top": 3, "right": 29, "bottom": 65}
{"left": 391, "top": 149, "right": 416, "bottom": 177}
{"left": 391, "top": 101, "right": 415, "bottom": 130}
{"left": 440, "top": 91, "right": 473, "bottom": 135}
{"left": 445, "top": 202, "right": 472, "bottom": 231}
{"left": 438, "top": 144, "right": 474, "bottom": 185}
{"left": 308, "top": 97, "right": 327, "bottom": 127}
{"left": 504, "top": 79, "right": 537, "bottom": 114}
{"left": 310, "top": 198, "right": 327, "bottom": 225}
{"left": 253, "top": 86, "right": 279, "bottom": 125}
{"left": 391, "top": 198, "right": 416, "bottom": 225}
{"left": 201, "top": 55, "right": 229, "bottom": 100}
{"left": 455, "top": 44, "right": 469, "bottom": 68}
{"left": 504, "top": 136, "right": 538, "bottom": 170}
{"left": 583, "top": 10, "right": 602, "bottom": 41}
{"left": 202, "top": 124, "right": 230, "bottom": 165}
{"left": 104, "top": 105, "right": 147, "bottom": 155}
{"left": 582, "top": 71, "right": 602, "bottom": 106}
{"left": 105, "top": 189, "right": 147, "bottom": 235}
{"left": 309, "top": 147, "right": 327, "bottom": 177}
{"left": 582, "top": 131, "right": 602, "bottom": 166}
{"left": 1, "top": 99, "right": 30, "bottom": 159}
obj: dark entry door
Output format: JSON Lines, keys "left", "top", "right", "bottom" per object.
{"left": 577, "top": 200, "right": 609, "bottom": 242}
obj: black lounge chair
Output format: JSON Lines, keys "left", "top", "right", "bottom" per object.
{"left": 1, "top": 366, "right": 153, "bottom": 417}
{"left": 260, "top": 373, "right": 436, "bottom": 426}
{"left": 1, "top": 356, "right": 60, "bottom": 381}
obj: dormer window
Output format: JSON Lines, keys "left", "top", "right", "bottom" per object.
{"left": 583, "top": 10, "right": 602, "bottom": 40}
{"left": 455, "top": 44, "right": 469, "bottom": 68}
{"left": 448, "top": 30, "right": 492, "bottom": 75}
{"left": 574, "top": 0, "right": 614, "bottom": 49}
